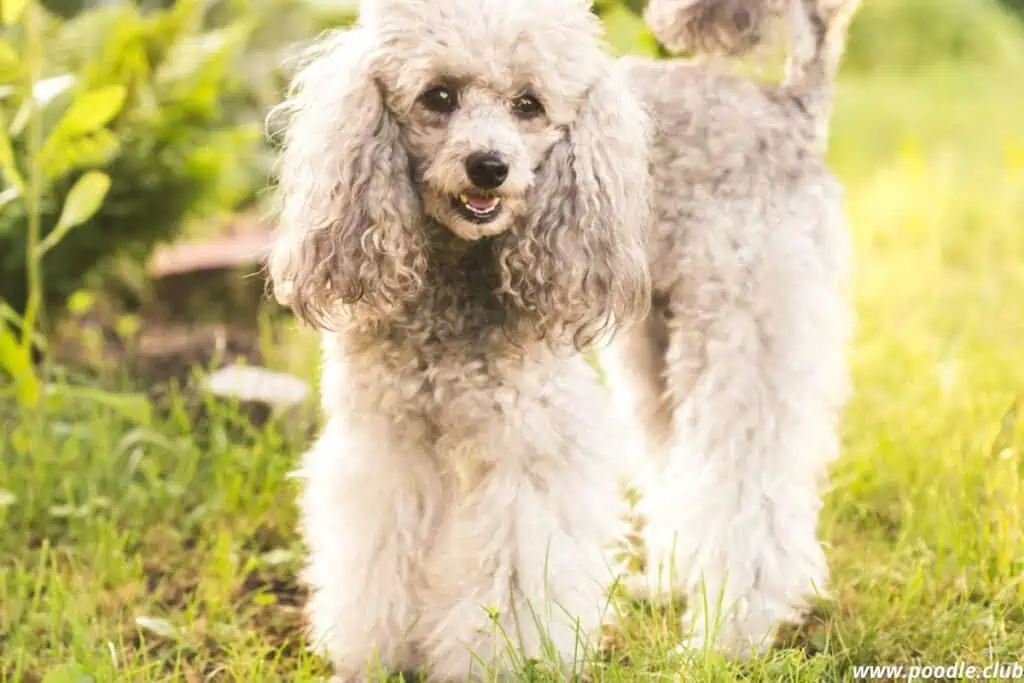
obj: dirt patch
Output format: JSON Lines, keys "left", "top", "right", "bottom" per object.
{"left": 774, "top": 599, "right": 849, "bottom": 656}
{"left": 54, "top": 312, "right": 266, "bottom": 387}
{"left": 48, "top": 213, "right": 289, "bottom": 390}
{"left": 238, "top": 568, "right": 309, "bottom": 658}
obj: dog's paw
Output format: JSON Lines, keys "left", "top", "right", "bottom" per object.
{"left": 618, "top": 560, "right": 685, "bottom": 606}
{"left": 676, "top": 608, "right": 778, "bottom": 660}
{"left": 329, "top": 676, "right": 365, "bottom": 683}
{"left": 328, "top": 670, "right": 381, "bottom": 683}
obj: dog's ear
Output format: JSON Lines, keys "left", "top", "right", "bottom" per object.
{"left": 498, "top": 63, "right": 651, "bottom": 348}
{"left": 267, "top": 29, "right": 425, "bottom": 328}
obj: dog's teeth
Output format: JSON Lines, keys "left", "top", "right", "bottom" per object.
{"left": 458, "top": 193, "right": 501, "bottom": 215}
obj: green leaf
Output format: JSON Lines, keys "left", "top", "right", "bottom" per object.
{"left": 40, "top": 129, "right": 121, "bottom": 182}
{"left": 41, "top": 663, "right": 94, "bottom": 683}
{"left": 44, "top": 383, "right": 152, "bottom": 426}
{"left": 0, "top": 320, "right": 23, "bottom": 374}
{"left": 0, "top": 111, "right": 23, "bottom": 193}
{"left": 155, "top": 20, "right": 252, "bottom": 91}
{"left": 66, "top": 290, "right": 96, "bottom": 317}
{"left": 57, "top": 85, "right": 126, "bottom": 137}
{"left": 36, "top": 171, "right": 111, "bottom": 257}
{"left": 0, "top": 185, "right": 18, "bottom": 210}
{"left": 0, "top": 322, "right": 40, "bottom": 407}
{"left": 0, "top": 40, "right": 15, "bottom": 62}
{"left": 0, "top": 39, "right": 22, "bottom": 83}
{"left": 600, "top": 4, "right": 662, "bottom": 57}
{"left": 0, "top": 300, "right": 47, "bottom": 349}
{"left": 1, "top": 0, "right": 28, "bottom": 26}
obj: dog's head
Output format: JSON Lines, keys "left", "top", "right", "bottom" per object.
{"left": 269, "top": 0, "right": 651, "bottom": 344}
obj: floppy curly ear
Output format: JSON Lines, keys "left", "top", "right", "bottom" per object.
{"left": 267, "top": 29, "right": 425, "bottom": 328}
{"left": 497, "top": 63, "right": 652, "bottom": 348}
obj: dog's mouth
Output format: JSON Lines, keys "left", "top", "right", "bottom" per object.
{"left": 451, "top": 191, "right": 503, "bottom": 224}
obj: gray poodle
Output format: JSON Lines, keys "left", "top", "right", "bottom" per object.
{"left": 604, "top": 0, "right": 861, "bottom": 657}
{"left": 266, "top": 0, "right": 651, "bottom": 679}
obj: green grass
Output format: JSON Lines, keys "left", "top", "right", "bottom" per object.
{"left": 2, "top": 62, "right": 1024, "bottom": 682}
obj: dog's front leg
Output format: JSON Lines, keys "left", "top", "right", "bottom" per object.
{"left": 416, "top": 451, "right": 618, "bottom": 680}
{"left": 300, "top": 421, "right": 431, "bottom": 681}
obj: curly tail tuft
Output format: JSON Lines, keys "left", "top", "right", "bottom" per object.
{"left": 644, "top": 0, "right": 862, "bottom": 130}
{"left": 644, "top": 0, "right": 789, "bottom": 58}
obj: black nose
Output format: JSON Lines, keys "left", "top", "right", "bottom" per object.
{"left": 465, "top": 152, "right": 509, "bottom": 190}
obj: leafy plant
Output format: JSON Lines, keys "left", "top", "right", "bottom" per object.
{"left": 0, "top": 0, "right": 262, "bottom": 314}
{"left": 0, "top": 0, "right": 105, "bottom": 405}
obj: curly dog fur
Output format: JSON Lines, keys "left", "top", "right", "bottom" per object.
{"left": 267, "top": 0, "right": 651, "bottom": 679}
{"left": 602, "top": 0, "right": 861, "bottom": 657}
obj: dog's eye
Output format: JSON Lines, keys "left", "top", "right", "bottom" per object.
{"left": 420, "top": 84, "right": 458, "bottom": 114}
{"left": 511, "top": 93, "right": 544, "bottom": 119}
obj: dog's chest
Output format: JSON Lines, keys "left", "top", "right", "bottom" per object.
{"left": 424, "top": 356, "right": 557, "bottom": 488}
{"left": 406, "top": 389, "right": 598, "bottom": 636}
{"left": 323, "top": 337, "right": 622, "bottom": 648}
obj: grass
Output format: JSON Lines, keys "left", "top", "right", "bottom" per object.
{"left": 2, "top": 60, "right": 1024, "bottom": 682}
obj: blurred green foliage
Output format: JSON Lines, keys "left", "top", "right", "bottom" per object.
{"left": 594, "top": 0, "right": 663, "bottom": 57}
{"left": 1, "top": 0, "right": 262, "bottom": 311}
{"left": 845, "top": 0, "right": 1024, "bottom": 71}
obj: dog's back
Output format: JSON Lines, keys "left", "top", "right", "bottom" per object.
{"left": 641, "top": 0, "right": 861, "bottom": 139}
{"left": 619, "top": 0, "right": 861, "bottom": 286}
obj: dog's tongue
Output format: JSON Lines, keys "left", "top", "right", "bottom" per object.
{"left": 465, "top": 194, "right": 499, "bottom": 211}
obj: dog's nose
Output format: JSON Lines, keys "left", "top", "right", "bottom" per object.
{"left": 465, "top": 152, "right": 509, "bottom": 190}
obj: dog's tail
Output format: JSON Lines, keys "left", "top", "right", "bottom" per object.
{"left": 644, "top": 0, "right": 861, "bottom": 130}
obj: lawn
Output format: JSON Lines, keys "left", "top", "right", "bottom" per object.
{"left": 2, "top": 62, "right": 1023, "bottom": 682}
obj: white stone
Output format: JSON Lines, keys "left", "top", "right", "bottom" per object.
{"left": 204, "top": 365, "right": 309, "bottom": 407}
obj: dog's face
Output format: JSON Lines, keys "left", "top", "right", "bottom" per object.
{"left": 269, "top": 0, "right": 652, "bottom": 344}
{"left": 401, "top": 77, "right": 559, "bottom": 241}
{"left": 370, "top": 0, "right": 605, "bottom": 241}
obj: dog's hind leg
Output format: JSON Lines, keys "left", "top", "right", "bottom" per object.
{"left": 602, "top": 296, "right": 675, "bottom": 462}
{"left": 600, "top": 296, "right": 680, "bottom": 600}
{"left": 645, "top": 202, "right": 849, "bottom": 657}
